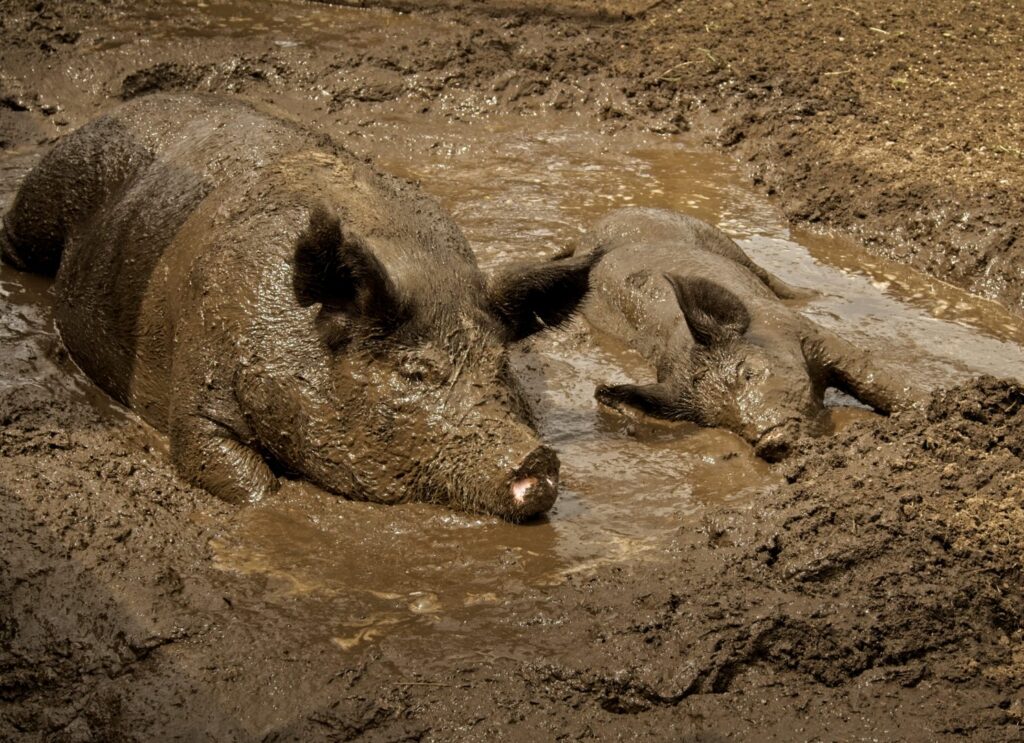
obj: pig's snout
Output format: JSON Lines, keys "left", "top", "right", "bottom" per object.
{"left": 753, "top": 419, "right": 802, "bottom": 462}
{"left": 507, "top": 445, "right": 559, "bottom": 519}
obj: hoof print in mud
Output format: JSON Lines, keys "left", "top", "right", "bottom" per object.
{"left": 0, "top": 92, "right": 603, "bottom": 521}
{"left": 581, "top": 207, "right": 920, "bottom": 459}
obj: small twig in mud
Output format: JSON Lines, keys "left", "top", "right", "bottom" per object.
{"left": 656, "top": 60, "right": 696, "bottom": 81}
{"left": 839, "top": 6, "right": 861, "bottom": 16}
{"left": 823, "top": 68, "right": 855, "bottom": 77}
{"left": 869, "top": 26, "right": 890, "bottom": 35}
{"left": 696, "top": 47, "right": 718, "bottom": 65}
{"left": 995, "top": 144, "right": 1024, "bottom": 159}
{"left": 396, "top": 681, "right": 472, "bottom": 688}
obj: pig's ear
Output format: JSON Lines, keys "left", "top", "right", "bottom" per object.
{"left": 666, "top": 274, "right": 750, "bottom": 347}
{"left": 293, "top": 207, "right": 407, "bottom": 339}
{"left": 489, "top": 248, "right": 602, "bottom": 342}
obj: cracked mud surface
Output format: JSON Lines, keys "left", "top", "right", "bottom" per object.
{"left": 2, "top": 0, "right": 1024, "bottom": 739}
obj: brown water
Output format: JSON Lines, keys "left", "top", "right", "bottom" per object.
{"left": 85, "top": 0, "right": 439, "bottom": 52}
{"left": 4, "top": 0, "right": 1024, "bottom": 668}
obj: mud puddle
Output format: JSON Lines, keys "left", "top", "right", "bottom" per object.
{"left": 4, "top": 0, "right": 1024, "bottom": 670}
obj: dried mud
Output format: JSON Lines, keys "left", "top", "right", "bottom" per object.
{"left": 2, "top": 0, "right": 1024, "bottom": 740}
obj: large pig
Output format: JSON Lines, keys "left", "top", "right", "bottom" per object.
{"left": 1, "top": 93, "right": 600, "bottom": 520}
{"left": 579, "top": 207, "right": 917, "bottom": 460}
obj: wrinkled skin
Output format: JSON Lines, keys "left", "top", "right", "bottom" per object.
{"left": 1, "top": 93, "right": 600, "bottom": 520}
{"left": 579, "top": 207, "right": 919, "bottom": 460}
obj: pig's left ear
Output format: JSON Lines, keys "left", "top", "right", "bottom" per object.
{"left": 488, "top": 248, "right": 602, "bottom": 341}
{"left": 293, "top": 207, "right": 408, "bottom": 345}
{"left": 666, "top": 274, "right": 750, "bottom": 347}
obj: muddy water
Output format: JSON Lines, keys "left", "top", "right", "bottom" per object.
{"left": 5, "top": 0, "right": 1024, "bottom": 669}
{"left": 81, "top": 0, "right": 440, "bottom": 52}
{"left": 351, "top": 112, "right": 1024, "bottom": 381}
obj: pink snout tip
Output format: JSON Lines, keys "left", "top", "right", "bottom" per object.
{"left": 506, "top": 445, "right": 560, "bottom": 518}
{"left": 511, "top": 475, "right": 557, "bottom": 505}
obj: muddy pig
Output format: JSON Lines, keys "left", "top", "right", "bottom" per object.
{"left": 1, "top": 93, "right": 601, "bottom": 520}
{"left": 578, "top": 207, "right": 918, "bottom": 460}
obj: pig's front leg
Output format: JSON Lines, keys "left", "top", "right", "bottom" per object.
{"left": 170, "top": 410, "right": 279, "bottom": 504}
{"left": 803, "top": 325, "right": 923, "bottom": 414}
{"left": 595, "top": 381, "right": 690, "bottom": 421}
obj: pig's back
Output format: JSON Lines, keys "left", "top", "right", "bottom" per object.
{"left": 581, "top": 207, "right": 763, "bottom": 268}
{"left": 582, "top": 208, "right": 777, "bottom": 370}
{"left": 47, "top": 94, "right": 342, "bottom": 411}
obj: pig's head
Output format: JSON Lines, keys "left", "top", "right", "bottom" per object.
{"left": 291, "top": 207, "right": 598, "bottom": 521}
{"left": 664, "top": 274, "right": 821, "bottom": 460}
{"left": 597, "top": 273, "right": 822, "bottom": 460}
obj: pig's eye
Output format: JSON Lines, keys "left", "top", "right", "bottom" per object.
{"left": 738, "top": 362, "right": 759, "bottom": 381}
{"left": 399, "top": 359, "right": 434, "bottom": 382}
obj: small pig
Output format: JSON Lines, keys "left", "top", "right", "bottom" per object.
{"left": 1, "top": 93, "right": 600, "bottom": 520}
{"left": 578, "top": 207, "right": 917, "bottom": 460}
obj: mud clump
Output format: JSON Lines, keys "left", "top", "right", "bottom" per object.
{"left": 119, "top": 58, "right": 282, "bottom": 100}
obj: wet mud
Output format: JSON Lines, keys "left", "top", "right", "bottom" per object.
{"left": 2, "top": 0, "right": 1024, "bottom": 740}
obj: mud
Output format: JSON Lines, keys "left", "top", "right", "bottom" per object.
{"left": 2, "top": 0, "right": 1024, "bottom": 739}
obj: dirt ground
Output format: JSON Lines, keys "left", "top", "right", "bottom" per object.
{"left": 2, "top": 0, "right": 1024, "bottom": 739}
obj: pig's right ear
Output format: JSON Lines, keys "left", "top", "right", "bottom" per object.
{"left": 292, "top": 207, "right": 407, "bottom": 346}
{"left": 488, "top": 248, "right": 602, "bottom": 342}
{"left": 666, "top": 274, "right": 750, "bottom": 347}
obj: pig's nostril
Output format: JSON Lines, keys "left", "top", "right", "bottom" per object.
{"left": 507, "top": 445, "right": 560, "bottom": 515}
{"left": 754, "top": 421, "right": 800, "bottom": 462}
{"left": 511, "top": 476, "right": 538, "bottom": 504}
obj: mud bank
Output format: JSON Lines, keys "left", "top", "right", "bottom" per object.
{"left": 2, "top": 1, "right": 1024, "bottom": 740}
